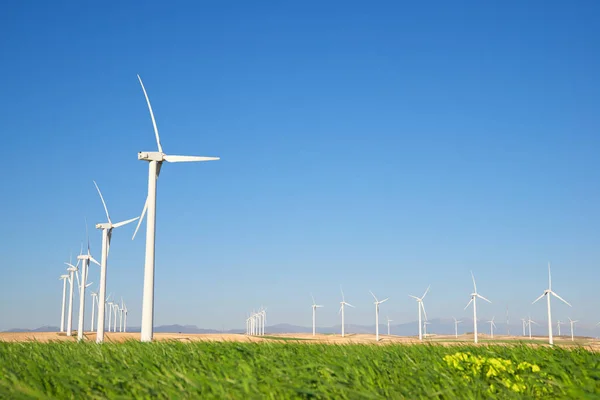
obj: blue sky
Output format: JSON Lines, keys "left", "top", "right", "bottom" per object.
{"left": 1, "top": 1, "right": 599, "bottom": 332}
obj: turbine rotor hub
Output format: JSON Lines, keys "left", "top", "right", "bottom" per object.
{"left": 138, "top": 151, "right": 165, "bottom": 162}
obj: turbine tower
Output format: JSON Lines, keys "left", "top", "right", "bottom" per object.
{"left": 75, "top": 227, "right": 99, "bottom": 341}
{"left": 65, "top": 262, "right": 79, "bottom": 336}
{"left": 59, "top": 274, "right": 69, "bottom": 332}
{"left": 409, "top": 285, "right": 430, "bottom": 341}
{"left": 521, "top": 318, "right": 527, "bottom": 336}
{"left": 90, "top": 290, "right": 98, "bottom": 331}
{"left": 370, "top": 291, "right": 389, "bottom": 342}
{"left": 387, "top": 316, "right": 393, "bottom": 336}
{"left": 527, "top": 316, "right": 538, "bottom": 339}
{"left": 556, "top": 320, "right": 563, "bottom": 337}
{"left": 133, "top": 75, "right": 220, "bottom": 342}
{"left": 311, "top": 294, "right": 323, "bottom": 336}
{"left": 532, "top": 262, "right": 571, "bottom": 345}
{"left": 93, "top": 181, "right": 139, "bottom": 343}
{"left": 464, "top": 271, "right": 491, "bottom": 344}
{"left": 338, "top": 287, "right": 355, "bottom": 337}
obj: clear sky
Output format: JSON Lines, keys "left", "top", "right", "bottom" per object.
{"left": 1, "top": 1, "right": 599, "bottom": 332}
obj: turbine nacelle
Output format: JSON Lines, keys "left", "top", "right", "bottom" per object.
{"left": 138, "top": 151, "right": 165, "bottom": 162}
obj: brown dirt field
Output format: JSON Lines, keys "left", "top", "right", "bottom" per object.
{"left": 1, "top": 331, "right": 598, "bottom": 350}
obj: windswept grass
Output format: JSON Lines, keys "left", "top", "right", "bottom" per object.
{"left": 0, "top": 341, "right": 599, "bottom": 399}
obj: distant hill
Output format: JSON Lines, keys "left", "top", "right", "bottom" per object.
{"left": 4, "top": 319, "right": 598, "bottom": 338}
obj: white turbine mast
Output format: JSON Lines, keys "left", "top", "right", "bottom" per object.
{"left": 64, "top": 256, "right": 80, "bottom": 337}
{"left": 556, "top": 320, "right": 563, "bottom": 337}
{"left": 370, "top": 291, "right": 389, "bottom": 342}
{"left": 338, "top": 287, "right": 355, "bottom": 338}
{"left": 527, "top": 315, "right": 538, "bottom": 339}
{"left": 59, "top": 274, "right": 69, "bottom": 333}
{"left": 311, "top": 294, "right": 324, "bottom": 337}
{"left": 387, "top": 316, "right": 393, "bottom": 336}
{"left": 464, "top": 271, "right": 491, "bottom": 344}
{"left": 90, "top": 290, "right": 98, "bottom": 332}
{"left": 409, "top": 285, "right": 430, "bottom": 341}
{"left": 133, "top": 75, "right": 220, "bottom": 343}
{"left": 75, "top": 222, "right": 100, "bottom": 341}
{"left": 532, "top": 262, "right": 571, "bottom": 345}
{"left": 93, "top": 181, "right": 139, "bottom": 343}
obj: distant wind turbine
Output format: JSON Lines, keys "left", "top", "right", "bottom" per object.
{"left": 339, "top": 287, "right": 355, "bottom": 337}
{"left": 409, "top": 285, "right": 430, "bottom": 341}
{"left": 423, "top": 321, "right": 431, "bottom": 337}
{"left": 568, "top": 318, "right": 578, "bottom": 341}
{"left": 464, "top": 272, "right": 491, "bottom": 344}
{"left": 488, "top": 316, "right": 496, "bottom": 339}
{"left": 387, "top": 316, "right": 393, "bottom": 336}
{"left": 370, "top": 291, "right": 389, "bottom": 342}
{"left": 64, "top": 261, "right": 79, "bottom": 336}
{"left": 93, "top": 181, "right": 139, "bottom": 343}
{"left": 75, "top": 224, "right": 100, "bottom": 341}
{"left": 133, "top": 75, "right": 220, "bottom": 343}
{"left": 521, "top": 318, "right": 527, "bottom": 336}
{"left": 527, "top": 316, "right": 538, "bottom": 339}
{"left": 532, "top": 262, "right": 571, "bottom": 345}
{"left": 311, "top": 294, "right": 323, "bottom": 336}
{"left": 453, "top": 317, "right": 462, "bottom": 338}
{"left": 90, "top": 290, "right": 98, "bottom": 332}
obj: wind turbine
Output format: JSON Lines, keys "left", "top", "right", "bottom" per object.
{"left": 113, "top": 303, "right": 119, "bottom": 332}
{"left": 370, "top": 291, "right": 389, "bottom": 342}
{"left": 93, "top": 181, "right": 139, "bottom": 343}
{"left": 64, "top": 261, "right": 79, "bottom": 336}
{"left": 532, "top": 262, "right": 571, "bottom": 345}
{"left": 423, "top": 321, "right": 431, "bottom": 337}
{"left": 409, "top": 285, "right": 430, "bottom": 341}
{"left": 311, "top": 294, "right": 323, "bottom": 336}
{"left": 556, "top": 320, "right": 563, "bottom": 337}
{"left": 133, "top": 75, "right": 220, "bottom": 343}
{"left": 527, "top": 316, "right": 538, "bottom": 339}
{"left": 122, "top": 302, "right": 128, "bottom": 333}
{"left": 568, "top": 318, "right": 578, "bottom": 341}
{"left": 488, "top": 316, "right": 496, "bottom": 339}
{"left": 75, "top": 226, "right": 100, "bottom": 341}
{"left": 119, "top": 298, "right": 125, "bottom": 332}
{"left": 338, "top": 287, "right": 355, "bottom": 337}
{"left": 387, "top": 316, "right": 393, "bottom": 336}
{"left": 521, "top": 318, "right": 527, "bottom": 336}
{"left": 59, "top": 274, "right": 69, "bottom": 333}
{"left": 90, "top": 290, "right": 98, "bottom": 332}
{"left": 107, "top": 300, "right": 114, "bottom": 332}
{"left": 261, "top": 308, "right": 267, "bottom": 335}
{"left": 464, "top": 271, "right": 491, "bottom": 344}
{"left": 453, "top": 317, "right": 462, "bottom": 338}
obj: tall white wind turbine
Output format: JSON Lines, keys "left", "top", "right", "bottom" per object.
{"left": 339, "top": 287, "right": 355, "bottom": 337}
{"left": 532, "top": 262, "right": 571, "bottom": 345}
{"left": 370, "top": 291, "right": 389, "bottom": 342}
{"left": 464, "top": 271, "right": 491, "bottom": 344}
{"left": 311, "top": 294, "right": 323, "bottom": 337}
{"left": 133, "top": 75, "right": 220, "bottom": 343}
{"left": 487, "top": 316, "right": 496, "bottom": 339}
{"left": 453, "top": 317, "right": 462, "bottom": 338}
{"left": 123, "top": 302, "right": 128, "bottom": 333}
{"left": 93, "top": 181, "right": 139, "bottom": 343}
{"left": 59, "top": 274, "right": 69, "bottom": 332}
{"left": 568, "top": 318, "right": 577, "bottom": 341}
{"left": 409, "top": 285, "right": 430, "bottom": 341}
{"left": 521, "top": 318, "right": 527, "bottom": 336}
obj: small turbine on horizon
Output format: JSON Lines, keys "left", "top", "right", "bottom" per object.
{"left": 311, "top": 294, "right": 323, "bottom": 337}
{"left": 453, "top": 317, "right": 462, "bottom": 338}
{"left": 487, "top": 316, "right": 496, "bottom": 339}
{"left": 339, "top": 287, "right": 355, "bottom": 337}
{"left": 370, "top": 291, "right": 389, "bottom": 342}
{"left": 568, "top": 317, "right": 578, "bottom": 341}
{"left": 409, "top": 285, "right": 429, "bottom": 341}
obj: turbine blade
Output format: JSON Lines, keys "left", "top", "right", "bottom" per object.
{"left": 164, "top": 155, "right": 220, "bottom": 163}
{"left": 132, "top": 198, "right": 148, "bottom": 240}
{"left": 408, "top": 295, "right": 419, "bottom": 300}
{"left": 93, "top": 181, "right": 112, "bottom": 224}
{"left": 551, "top": 291, "right": 572, "bottom": 307}
{"left": 471, "top": 271, "right": 477, "bottom": 292}
{"left": 532, "top": 293, "right": 546, "bottom": 304}
{"left": 346, "top": 303, "right": 355, "bottom": 308}
{"left": 477, "top": 294, "right": 492, "bottom": 303}
{"left": 137, "top": 74, "right": 163, "bottom": 153}
{"left": 369, "top": 290, "right": 377, "bottom": 302}
{"left": 338, "top": 305, "right": 342, "bottom": 314}
{"left": 311, "top": 293, "right": 316, "bottom": 306}
{"left": 380, "top": 298, "right": 389, "bottom": 304}
{"left": 113, "top": 216, "right": 140, "bottom": 228}
{"left": 420, "top": 302, "right": 428, "bottom": 321}
{"left": 85, "top": 282, "right": 93, "bottom": 288}
{"left": 464, "top": 298, "right": 473, "bottom": 310}
{"left": 90, "top": 257, "right": 101, "bottom": 267}
{"left": 422, "top": 285, "right": 430, "bottom": 299}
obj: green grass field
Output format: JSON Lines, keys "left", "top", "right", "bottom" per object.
{"left": 1, "top": 341, "right": 599, "bottom": 399}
